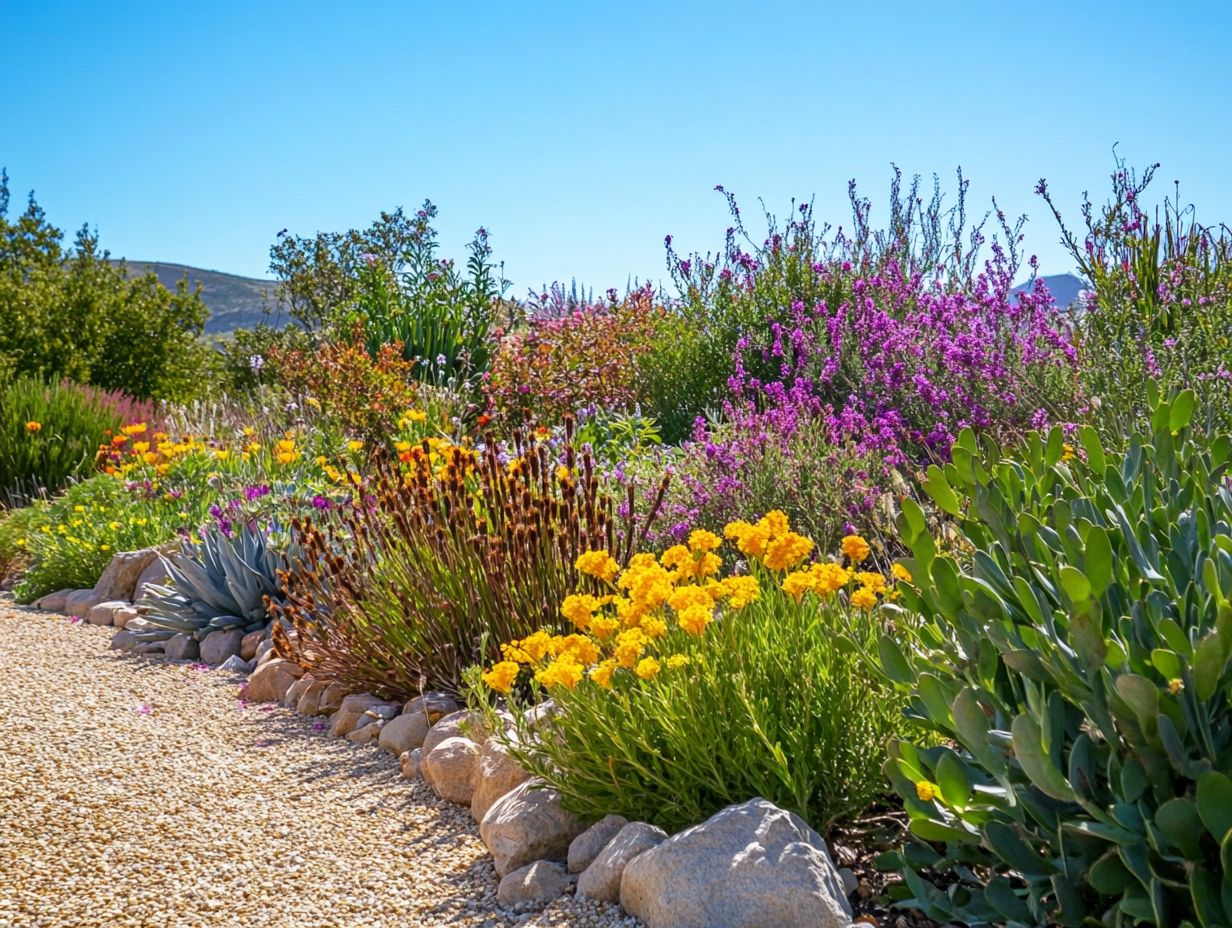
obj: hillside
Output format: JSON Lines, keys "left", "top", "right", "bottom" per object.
{"left": 109, "top": 261, "right": 290, "bottom": 334}
{"left": 1014, "top": 272, "right": 1086, "bottom": 308}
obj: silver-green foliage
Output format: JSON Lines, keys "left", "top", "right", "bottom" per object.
{"left": 879, "top": 388, "right": 1232, "bottom": 927}
{"left": 140, "top": 523, "right": 296, "bottom": 641}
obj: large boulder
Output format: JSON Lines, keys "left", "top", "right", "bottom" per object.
{"left": 471, "top": 738, "right": 532, "bottom": 823}
{"left": 568, "top": 814, "right": 629, "bottom": 873}
{"left": 619, "top": 798, "right": 852, "bottom": 928}
{"left": 133, "top": 555, "right": 173, "bottom": 603}
{"left": 377, "top": 713, "right": 424, "bottom": 757}
{"left": 93, "top": 547, "right": 162, "bottom": 601}
{"left": 421, "top": 736, "right": 482, "bottom": 804}
{"left": 86, "top": 600, "right": 130, "bottom": 626}
{"left": 479, "top": 779, "right": 586, "bottom": 877}
{"left": 294, "top": 679, "right": 332, "bottom": 715}
{"left": 577, "top": 821, "right": 666, "bottom": 903}
{"left": 163, "top": 633, "right": 200, "bottom": 662}
{"left": 109, "top": 630, "right": 140, "bottom": 652}
{"left": 32, "top": 589, "right": 72, "bottom": 613}
{"left": 420, "top": 709, "right": 481, "bottom": 757}
{"left": 64, "top": 589, "right": 107, "bottom": 619}
{"left": 246, "top": 658, "right": 303, "bottom": 702}
{"left": 199, "top": 629, "right": 244, "bottom": 665}
{"left": 497, "top": 860, "right": 575, "bottom": 907}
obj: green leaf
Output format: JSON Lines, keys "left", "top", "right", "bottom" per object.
{"left": 1197, "top": 771, "right": 1232, "bottom": 842}
{"left": 1150, "top": 648, "right": 1182, "bottom": 681}
{"left": 985, "top": 820, "right": 1056, "bottom": 876}
{"left": 1084, "top": 526, "right": 1114, "bottom": 596}
{"left": 1191, "top": 867, "right": 1227, "bottom": 928}
{"left": 1115, "top": 673, "right": 1159, "bottom": 727}
{"left": 1170, "top": 388, "right": 1197, "bottom": 432}
{"left": 936, "top": 751, "right": 971, "bottom": 810}
{"left": 1059, "top": 565, "right": 1093, "bottom": 605}
{"left": 1194, "top": 631, "right": 1228, "bottom": 702}
{"left": 1011, "top": 713, "right": 1076, "bottom": 801}
{"left": 877, "top": 635, "right": 915, "bottom": 685}
{"left": 1079, "top": 423, "right": 1105, "bottom": 473}
{"left": 1155, "top": 798, "right": 1204, "bottom": 859}
{"left": 1089, "top": 851, "right": 1135, "bottom": 894}
{"left": 924, "top": 464, "right": 962, "bottom": 517}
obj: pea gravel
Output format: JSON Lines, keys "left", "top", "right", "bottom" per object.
{"left": 0, "top": 601, "right": 641, "bottom": 928}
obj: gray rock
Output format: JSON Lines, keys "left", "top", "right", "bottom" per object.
{"left": 497, "top": 860, "right": 575, "bottom": 907}
{"left": 120, "top": 617, "right": 156, "bottom": 634}
{"left": 421, "top": 736, "right": 482, "bottom": 804}
{"left": 471, "top": 737, "right": 532, "bottom": 823}
{"left": 568, "top": 814, "right": 629, "bottom": 873}
{"left": 480, "top": 779, "right": 586, "bottom": 877}
{"left": 199, "top": 629, "right": 244, "bottom": 665}
{"left": 218, "top": 654, "right": 254, "bottom": 674}
{"left": 403, "top": 691, "right": 458, "bottom": 720}
{"left": 619, "top": 798, "right": 852, "bottom": 928}
{"left": 254, "top": 639, "right": 275, "bottom": 665}
{"left": 838, "top": 867, "right": 859, "bottom": 898}
{"left": 133, "top": 555, "right": 172, "bottom": 603}
{"left": 111, "top": 606, "right": 139, "bottom": 630}
{"left": 33, "top": 589, "right": 72, "bottom": 613}
{"left": 64, "top": 589, "right": 106, "bottom": 619}
{"left": 134, "top": 641, "right": 166, "bottom": 655}
{"left": 245, "top": 658, "right": 303, "bottom": 702}
{"left": 93, "top": 547, "right": 162, "bottom": 601}
{"left": 399, "top": 748, "right": 422, "bottom": 779}
{"left": 109, "top": 630, "right": 140, "bottom": 651}
{"left": 577, "top": 821, "right": 666, "bottom": 903}
{"left": 163, "top": 633, "right": 200, "bottom": 662}
{"left": 86, "top": 600, "right": 131, "bottom": 626}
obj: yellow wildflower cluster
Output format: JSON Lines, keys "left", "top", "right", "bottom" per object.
{"left": 482, "top": 512, "right": 909, "bottom": 696}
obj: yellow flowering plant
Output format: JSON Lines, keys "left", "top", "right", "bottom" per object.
{"left": 477, "top": 511, "right": 916, "bottom": 832}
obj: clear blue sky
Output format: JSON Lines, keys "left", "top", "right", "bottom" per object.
{"left": 3, "top": 1, "right": 1230, "bottom": 294}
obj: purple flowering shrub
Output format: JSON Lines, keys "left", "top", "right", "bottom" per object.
{"left": 1037, "top": 156, "right": 1232, "bottom": 434}
{"left": 646, "top": 170, "right": 1083, "bottom": 547}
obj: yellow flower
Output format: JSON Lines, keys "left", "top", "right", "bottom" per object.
{"left": 589, "top": 614, "right": 619, "bottom": 639}
{"left": 347, "top": 439, "right": 364, "bottom": 452}
{"left": 482, "top": 661, "right": 520, "bottom": 694}
{"left": 916, "top": 780, "right": 940, "bottom": 802}
{"left": 635, "top": 656, "right": 661, "bottom": 680}
{"left": 842, "top": 534, "right": 871, "bottom": 564}
{"left": 108, "top": 521, "right": 121, "bottom": 531}
{"left": 552, "top": 634, "right": 600, "bottom": 666}
{"left": 74, "top": 505, "right": 85, "bottom": 512}
{"left": 687, "top": 529, "right": 722, "bottom": 553}
{"left": 535, "top": 657, "right": 583, "bottom": 689}
{"left": 719, "top": 575, "right": 760, "bottom": 609}
{"left": 857, "top": 572, "right": 887, "bottom": 594}
{"left": 850, "top": 587, "right": 878, "bottom": 610}
{"left": 561, "top": 594, "right": 600, "bottom": 630}
{"left": 214, "top": 449, "right": 230, "bottom": 461}
{"left": 1168, "top": 678, "right": 1184, "bottom": 695}
{"left": 763, "top": 531, "right": 814, "bottom": 571}
{"left": 613, "top": 628, "right": 648, "bottom": 668}
{"left": 575, "top": 550, "right": 619, "bottom": 584}
{"left": 518, "top": 630, "right": 553, "bottom": 662}
{"left": 589, "top": 660, "right": 617, "bottom": 688}
{"left": 25, "top": 420, "right": 42, "bottom": 432}
{"left": 891, "top": 563, "right": 913, "bottom": 584}
{"left": 1061, "top": 442, "right": 1076, "bottom": 462}
{"left": 666, "top": 654, "right": 691, "bottom": 670}
{"left": 677, "top": 604, "right": 713, "bottom": 636}
{"left": 121, "top": 422, "right": 147, "bottom": 436}
{"left": 640, "top": 615, "right": 668, "bottom": 639}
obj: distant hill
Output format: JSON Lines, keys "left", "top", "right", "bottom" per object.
{"left": 1014, "top": 273, "right": 1086, "bottom": 309}
{"left": 109, "top": 261, "right": 290, "bottom": 334}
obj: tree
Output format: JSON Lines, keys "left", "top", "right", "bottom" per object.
{"left": 0, "top": 170, "right": 210, "bottom": 401}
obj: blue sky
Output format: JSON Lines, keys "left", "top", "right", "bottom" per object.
{"left": 3, "top": 1, "right": 1230, "bottom": 294}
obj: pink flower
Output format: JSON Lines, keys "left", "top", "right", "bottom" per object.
{"left": 135, "top": 703, "right": 152, "bottom": 715}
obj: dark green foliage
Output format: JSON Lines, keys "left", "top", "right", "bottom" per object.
{"left": 880, "top": 389, "right": 1232, "bottom": 927}
{"left": 0, "top": 170, "right": 210, "bottom": 401}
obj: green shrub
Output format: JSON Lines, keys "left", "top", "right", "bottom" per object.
{"left": 879, "top": 388, "right": 1232, "bottom": 927}
{"left": 480, "top": 516, "right": 912, "bottom": 833}
{"left": 0, "top": 376, "right": 150, "bottom": 504}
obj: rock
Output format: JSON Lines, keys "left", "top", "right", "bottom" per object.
{"left": 378, "top": 713, "right": 426, "bottom": 757}
{"left": 497, "top": 860, "right": 575, "bottom": 907}
{"left": 240, "top": 629, "right": 265, "bottom": 661}
{"left": 33, "top": 589, "right": 72, "bottom": 613}
{"left": 86, "top": 600, "right": 130, "bottom": 626}
{"left": 295, "top": 680, "right": 333, "bottom": 716}
{"left": 199, "top": 629, "right": 244, "bottom": 665}
{"left": 399, "top": 748, "right": 422, "bottom": 779}
{"left": 577, "top": 821, "right": 666, "bottom": 903}
{"left": 134, "top": 641, "right": 166, "bottom": 655}
{"left": 421, "top": 736, "right": 482, "bottom": 804}
{"left": 480, "top": 779, "right": 586, "bottom": 877}
{"left": 245, "top": 658, "right": 303, "bottom": 702}
{"left": 523, "top": 699, "right": 559, "bottom": 730}
{"left": 163, "top": 633, "right": 200, "bottom": 662}
{"left": 422, "top": 709, "right": 491, "bottom": 757}
{"left": 254, "top": 639, "right": 275, "bottom": 665}
{"left": 330, "top": 694, "right": 396, "bottom": 738}
{"left": 472, "top": 738, "right": 532, "bottom": 823}
{"left": 838, "top": 868, "right": 858, "bottom": 898}
{"left": 218, "top": 654, "right": 253, "bottom": 674}
{"left": 568, "top": 814, "right": 629, "bottom": 873}
{"left": 347, "top": 721, "right": 383, "bottom": 744}
{"left": 109, "top": 630, "right": 140, "bottom": 651}
{"left": 133, "top": 555, "right": 172, "bottom": 603}
{"left": 64, "top": 589, "right": 106, "bottom": 619}
{"left": 93, "top": 547, "right": 162, "bottom": 601}
{"left": 403, "top": 691, "right": 459, "bottom": 720}
{"left": 619, "top": 798, "right": 852, "bottom": 928}
{"left": 283, "top": 674, "right": 316, "bottom": 709}
{"left": 318, "top": 682, "right": 348, "bottom": 715}
{"left": 111, "top": 606, "right": 139, "bottom": 630}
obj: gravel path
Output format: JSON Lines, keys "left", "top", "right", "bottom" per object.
{"left": 0, "top": 601, "right": 638, "bottom": 928}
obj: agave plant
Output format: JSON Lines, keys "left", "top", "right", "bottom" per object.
{"left": 138, "top": 522, "right": 299, "bottom": 642}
